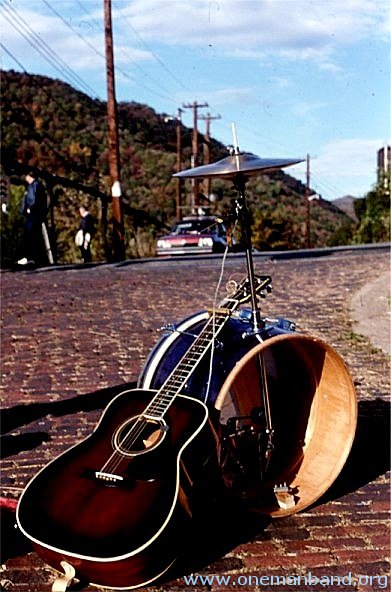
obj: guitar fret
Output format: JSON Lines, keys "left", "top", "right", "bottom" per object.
{"left": 146, "top": 309, "right": 236, "bottom": 417}
{"left": 143, "top": 276, "right": 271, "bottom": 419}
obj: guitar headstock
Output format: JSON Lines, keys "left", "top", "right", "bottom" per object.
{"left": 224, "top": 275, "right": 272, "bottom": 310}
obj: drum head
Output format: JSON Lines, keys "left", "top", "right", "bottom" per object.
{"left": 215, "top": 333, "right": 357, "bottom": 517}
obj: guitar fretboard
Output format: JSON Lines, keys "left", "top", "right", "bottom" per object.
{"left": 144, "top": 309, "right": 231, "bottom": 419}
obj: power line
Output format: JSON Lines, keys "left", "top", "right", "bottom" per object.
{"left": 0, "top": 5, "right": 72, "bottom": 85}
{"left": 112, "top": 0, "right": 192, "bottom": 94}
{"left": 41, "top": 0, "right": 177, "bottom": 104}
{"left": 77, "top": 0, "right": 176, "bottom": 98}
{"left": 75, "top": 0, "right": 101, "bottom": 29}
{"left": 0, "top": 0, "right": 98, "bottom": 97}
{"left": 0, "top": 41, "right": 26, "bottom": 71}
{"left": 309, "top": 172, "right": 352, "bottom": 199}
{"left": 41, "top": 0, "right": 105, "bottom": 60}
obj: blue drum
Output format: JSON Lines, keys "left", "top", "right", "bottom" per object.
{"left": 138, "top": 308, "right": 295, "bottom": 405}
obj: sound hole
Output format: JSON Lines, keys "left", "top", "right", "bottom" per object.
{"left": 113, "top": 415, "right": 166, "bottom": 457}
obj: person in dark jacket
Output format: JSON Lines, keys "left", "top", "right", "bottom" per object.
{"left": 18, "top": 172, "right": 48, "bottom": 265}
{"left": 76, "top": 205, "right": 95, "bottom": 263}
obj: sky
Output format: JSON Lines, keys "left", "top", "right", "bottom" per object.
{"left": 0, "top": 0, "right": 390, "bottom": 201}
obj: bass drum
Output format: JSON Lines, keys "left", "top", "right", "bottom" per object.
{"left": 139, "top": 310, "right": 357, "bottom": 518}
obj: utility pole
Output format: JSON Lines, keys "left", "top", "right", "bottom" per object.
{"left": 164, "top": 108, "right": 183, "bottom": 219}
{"left": 305, "top": 153, "right": 311, "bottom": 249}
{"left": 175, "top": 107, "right": 183, "bottom": 219}
{"left": 182, "top": 100, "right": 208, "bottom": 213}
{"left": 199, "top": 112, "right": 221, "bottom": 198}
{"left": 104, "top": 0, "right": 125, "bottom": 261}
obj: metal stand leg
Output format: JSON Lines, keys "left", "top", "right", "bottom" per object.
{"left": 232, "top": 173, "right": 263, "bottom": 331}
{"left": 231, "top": 173, "right": 274, "bottom": 472}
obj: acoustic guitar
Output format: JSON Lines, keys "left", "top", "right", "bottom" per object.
{"left": 16, "top": 275, "right": 271, "bottom": 590}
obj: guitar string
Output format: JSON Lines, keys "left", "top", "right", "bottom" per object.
{"left": 98, "top": 258, "right": 269, "bottom": 474}
{"left": 100, "top": 314, "right": 230, "bottom": 473}
{"left": 99, "top": 315, "right": 228, "bottom": 475}
{"left": 104, "top": 274, "right": 270, "bottom": 475}
{"left": 202, "top": 218, "right": 239, "bottom": 406}
{"left": 203, "top": 240, "right": 230, "bottom": 404}
{"left": 99, "top": 311, "right": 232, "bottom": 475}
{"left": 98, "top": 274, "right": 269, "bottom": 477}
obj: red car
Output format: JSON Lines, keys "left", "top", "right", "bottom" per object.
{"left": 156, "top": 216, "right": 228, "bottom": 256}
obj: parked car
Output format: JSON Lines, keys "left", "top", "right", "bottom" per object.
{"left": 156, "top": 216, "right": 228, "bottom": 256}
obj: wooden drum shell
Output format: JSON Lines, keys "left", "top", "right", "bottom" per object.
{"left": 216, "top": 333, "right": 357, "bottom": 517}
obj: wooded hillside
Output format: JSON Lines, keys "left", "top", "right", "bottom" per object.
{"left": 1, "top": 69, "right": 356, "bottom": 264}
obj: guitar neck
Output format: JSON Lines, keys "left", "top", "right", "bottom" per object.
{"left": 142, "top": 274, "right": 271, "bottom": 421}
{"left": 144, "top": 309, "right": 232, "bottom": 419}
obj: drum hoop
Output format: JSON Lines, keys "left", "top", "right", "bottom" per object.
{"left": 141, "top": 311, "right": 209, "bottom": 390}
{"left": 215, "top": 332, "right": 357, "bottom": 413}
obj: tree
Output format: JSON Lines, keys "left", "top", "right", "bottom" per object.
{"left": 353, "top": 172, "right": 390, "bottom": 244}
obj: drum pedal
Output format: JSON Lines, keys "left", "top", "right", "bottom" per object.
{"left": 273, "top": 483, "right": 296, "bottom": 510}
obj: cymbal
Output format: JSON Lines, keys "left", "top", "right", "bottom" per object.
{"left": 174, "top": 152, "right": 304, "bottom": 179}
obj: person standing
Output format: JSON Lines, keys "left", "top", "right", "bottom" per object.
{"left": 18, "top": 172, "right": 48, "bottom": 265}
{"left": 76, "top": 205, "right": 95, "bottom": 263}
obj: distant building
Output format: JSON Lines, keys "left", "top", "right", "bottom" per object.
{"left": 377, "top": 145, "right": 390, "bottom": 189}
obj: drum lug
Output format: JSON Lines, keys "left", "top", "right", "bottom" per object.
{"left": 158, "top": 323, "right": 199, "bottom": 339}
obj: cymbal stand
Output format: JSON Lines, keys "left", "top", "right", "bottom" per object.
{"left": 230, "top": 171, "right": 274, "bottom": 475}
{"left": 231, "top": 172, "right": 264, "bottom": 331}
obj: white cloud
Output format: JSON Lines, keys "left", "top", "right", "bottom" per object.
{"left": 289, "top": 138, "right": 384, "bottom": 198}
{"left": 0, "top": 2, "right": 155, "bottom": 75}
{"left": 268, "top": 76, "right": 290, "bottom": 90}
{"left": 123, "top": 0, "right": 388, "bottom": 66}
{"left": 314, "top": 138, "right": 382, "bottom": 179}
{"left": 199, "top": 86, "right": 256, "bottom": 106}
{"left": 292, "top": 100, "right": 330, "bottom": 126}
{"left": 2, "top": 0, "right": 387, "bottom": 77}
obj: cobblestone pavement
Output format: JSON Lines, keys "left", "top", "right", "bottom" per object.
{"left": 1, "top": 249, "right": 390, "bottom": 592}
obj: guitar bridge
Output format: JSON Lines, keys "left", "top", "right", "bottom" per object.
{"left": 83, "top": 468, "right": 126, "bottom": 487}
{"left": 83, "top": 467, "right": 156, "bottom": 487}
{"left": 94, "top": 471, "right": 124, "bottom": 484}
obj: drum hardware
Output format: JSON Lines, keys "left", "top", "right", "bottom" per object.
{"left": 174, "top": 133, "right": 303, "bottom": 492}
{"left": 221, "top": 346, "right": 274, "bottom": 494}
{"left": 158, "top": 322, "right": 224, "bottom": 350}
{"left": 51, "top": 561, "right": 76, "bottom": 592}
{"left": 236, "top": 310, "right": 296, "bottom": 334}
{"left": 173, "top": 150, "right": 303, "bottom": 180}
{"left": 158, "top": 322, "right": 200, "bottom": 339}
{"left": 273, "top": 483, "right": 296, "bottom": 511}
{"left": 229, "top": 172, "right": 264, "bottom": 332}
{"left": 264, "top": 317, "right": 296, "bottom": 332}
{"left": 257, "top": 349, "right": 274, "bottom": 465}
{"left": 174, "top": 126, "right": 302, "bottom": 333}
{"left": 220, "top": 411, "right": 268, "bottom": 488}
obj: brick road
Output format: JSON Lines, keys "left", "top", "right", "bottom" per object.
{"left": 1, "top": 249, "right": 390, "bottom": 591}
